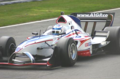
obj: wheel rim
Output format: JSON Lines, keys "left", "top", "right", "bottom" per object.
{"left": 68, "top": 43, "right": 77, "bottom": 60}
{"left": 8, "top": 43, "right": 16, "bottom": 56}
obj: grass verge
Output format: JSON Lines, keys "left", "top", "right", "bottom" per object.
{"left": 0, "top": 0, "right": 120, "bottom": 26}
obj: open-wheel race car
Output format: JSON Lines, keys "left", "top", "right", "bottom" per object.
{"left": 0, "top": 12, "right": 120, "bottom": 68}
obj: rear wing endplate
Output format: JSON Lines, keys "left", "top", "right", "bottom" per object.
{"left": 71, "top": 13, "right": 115, "bottom": 36}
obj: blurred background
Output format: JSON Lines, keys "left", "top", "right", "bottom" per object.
{"left": 0, "top": 0, "right": 41, "bottom": 5}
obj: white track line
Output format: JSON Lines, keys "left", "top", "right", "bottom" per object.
{"left": 0, "top": 8, "right": 120, "bottom": 29}
{"left": 95, "top": 8, "right": 120, "bottom": 12}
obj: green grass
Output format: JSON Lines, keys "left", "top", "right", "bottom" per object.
{"left": 0, "top": 0, "right": 120, "bottom": 26}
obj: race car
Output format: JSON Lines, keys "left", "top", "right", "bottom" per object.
{"left": 0, "top": 12, "right": 120, "bottom": 67}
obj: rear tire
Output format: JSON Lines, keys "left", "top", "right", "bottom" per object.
{"left": 57, "top": 38, "right": 77, "bottom": 67}
{"left": 0, "top": 36, "right": 16, "bottom": 57}
{"left": 104, "top": 26, "right": 120, "bottom": 53}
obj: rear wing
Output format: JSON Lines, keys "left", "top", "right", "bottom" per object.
{"left": 71, "top": 13, "right": 115, "bottom": 36}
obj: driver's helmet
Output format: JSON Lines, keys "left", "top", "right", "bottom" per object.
{"left": 52, "top": 24, "right": 64, "bottom": 35}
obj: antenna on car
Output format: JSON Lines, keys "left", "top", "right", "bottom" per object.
{"left": 39, "top": 30, "right": 41, "bottom": 36}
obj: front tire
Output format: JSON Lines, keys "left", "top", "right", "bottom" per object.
{"left": 0, "top": 36, "right": 16, "bottom": 57}
{"left": 57, "top": 38, "right": 77, "bottom": 67}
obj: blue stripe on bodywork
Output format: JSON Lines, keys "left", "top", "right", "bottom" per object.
{"left": 19, "top": 35, "right": 53, "bottom": 45}
{"left": 69, "top": 15, "right": 81, "bottom": 27}
{"left": 52, "top": 28, "right": 61, "bottom": 30}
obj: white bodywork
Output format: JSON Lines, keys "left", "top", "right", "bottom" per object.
{"left": 15, "top": 15, "right": 108, "bottom": 57}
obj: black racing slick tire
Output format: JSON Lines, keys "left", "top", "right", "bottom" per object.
{"left": 104, "top": 26, "right": 120, "bottom": 53}
{"left": 57, "top": 38, "right": 77, "bottom": 67}
{"left": 0, "top": 36, "right": 16, "bottom": 57}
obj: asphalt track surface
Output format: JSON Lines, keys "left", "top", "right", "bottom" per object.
{"left": 0, "top": 8, "right": 120, "bottom": 79}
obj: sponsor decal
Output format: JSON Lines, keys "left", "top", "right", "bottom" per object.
{"left": 85, "top": 42, "right": 91, "bottom": 47}
{"left": 75, "top": 36, "right": 81, "bottom": 38}
{"left": 77, "top": 13, "right": 108, "bottom": 17}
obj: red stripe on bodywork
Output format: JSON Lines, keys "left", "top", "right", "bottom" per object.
{"left": 74, "top": 37, "right": 91, "bottom": 48}
{"left": 65, "top": 31, "right": 81, "bottom": 37}
{"left": 25, "top": 39, "right": 53, "bottom": 47}
{"left": 80, "top": 39, "right": 89, "bottom": 47}
{"left": 77, "top": 50, "right": 91, "bottom": 56}
{"left": 47, "top": 61, "right": 52, "bottom": 66}
{"left": 15, "top": 39, "right": 53, "bottom": 53}
{"left": 0, "top": 62, "right": 47, "bottom": 66}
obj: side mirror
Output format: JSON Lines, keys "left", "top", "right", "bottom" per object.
{"left": 32, "top": 32, "right": 38, "bottom": 35}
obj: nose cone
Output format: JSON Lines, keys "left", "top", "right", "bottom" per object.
{"left": 15, "top": 35, "right": 55, "bottom": 53}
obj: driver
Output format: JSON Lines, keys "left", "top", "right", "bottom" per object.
{"left": 52, "top": 24, "right": 66, "bottom": 35}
